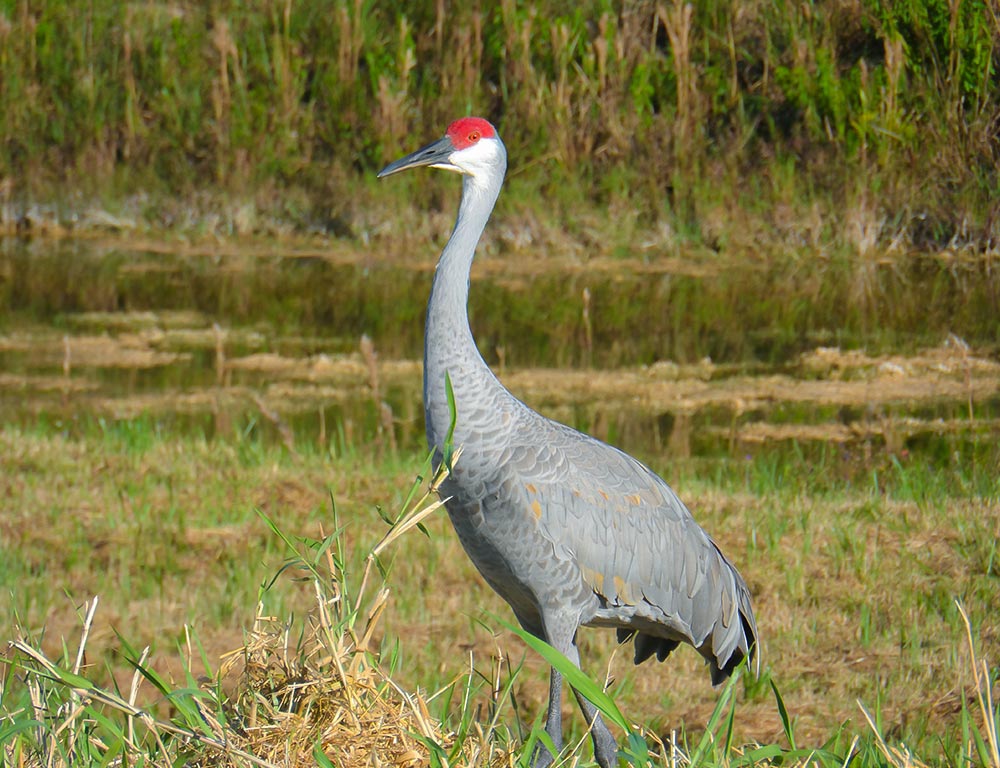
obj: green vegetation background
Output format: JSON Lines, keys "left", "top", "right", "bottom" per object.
{"left": 1, "top": 0, "right": 998, "bottom": 246}
{"left": 2, "top": 3, "right": 1000, "bottom": 765}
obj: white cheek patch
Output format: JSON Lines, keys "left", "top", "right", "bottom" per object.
{"left": 450, "top": 138, "right": 502, "bottom": 175}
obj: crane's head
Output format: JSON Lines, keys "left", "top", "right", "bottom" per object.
{"left": 377, "top": 117, "right": 505, "bottom": 182}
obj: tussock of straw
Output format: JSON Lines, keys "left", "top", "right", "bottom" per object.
{"left": 216, "top": 605, "right": 444, "bottom": 767}
{"left": 7, "top": 580, "right": 474, "bottom": 768}
{"left": 4, "top": 447, "right": 512, "bottom": 767}
{"left": 214, "top": 445, "right": 508, "bottom": 766}
{"left": 213, "top": 446, "right": 500, "bottom": 767}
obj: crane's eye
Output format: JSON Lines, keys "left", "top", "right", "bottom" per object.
{"left": 468, "top": 130, "right": 481, "bottom": 142}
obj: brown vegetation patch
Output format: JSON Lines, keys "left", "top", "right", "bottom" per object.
{"left": 0, "top": 331, "right": 188, "bottom": 369}
{"left": 724, "top": 417, "right": 1000, "bottom": 445}
{"left": 64, "top": 334, "right": 189, "bottom": 369}
{"left": 213, "top": 609, "right": 473, "bottom": 767}
{"left": 66, "top": 310, "right": 209, "bottom": 332}
{"left": 511, "top": 345, "right": 998, "bottom": 414}
{"left": 0, "top": 371, "right": 98, "bottom": 394}
{"left": 800, "top": 342, "right": 1000, "bottom": 379}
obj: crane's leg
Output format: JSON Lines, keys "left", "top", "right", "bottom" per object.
{"left": 559, "top": 641, "right": 617, "bottom": 768}
{"left": 536, "top": 616, "right": 618, "bottom": 768}
{"left": 531, "top": 666, "right": 564, "bottom": 768}
{"left": 570, "top": 679, "right": 618, "bottom": 768}
{"left": 513, "top": 610, "right": 562, "bottom": 768}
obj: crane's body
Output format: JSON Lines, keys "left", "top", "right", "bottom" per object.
{"left": 379, "top": 118, "right": 757, "bottom": 768}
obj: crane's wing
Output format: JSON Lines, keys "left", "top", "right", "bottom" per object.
{"left": 506, "top": 415, "right": 757, "bottom": 681}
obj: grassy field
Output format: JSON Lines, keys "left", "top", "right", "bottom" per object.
{"left": 0, "top": 246, "right": 997, "bottom": 766}
{"left": 1, "top": 389, "right": 998, "bottom": 765}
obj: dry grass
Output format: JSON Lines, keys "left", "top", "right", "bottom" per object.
{"left": 1, "top": 460, "right": 517, "bottom": 768}
{"left": 1, "top": 247, "right": 998, "bottom": 764}
{"left": 1, "top": 416, "right": 998, "bottom": 764}
{"left": 3, "top": 476, "right": 997, "bottom": 766}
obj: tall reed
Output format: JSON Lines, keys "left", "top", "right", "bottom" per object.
{"left": 0, "top": 0, "right": 995, "bottom": 244}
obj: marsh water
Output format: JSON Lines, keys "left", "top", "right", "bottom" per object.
{"left": 1, "top": 237, "right": 998, "bottom": 472}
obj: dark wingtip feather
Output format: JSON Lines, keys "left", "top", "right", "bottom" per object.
{"left": 626, "top": 632, "right": 680, "bottom": 666}
{"left": 709, "top": 611, "right": 759, "bottom": 685}
{"left": 655, "top": 638, "right": 680, "bottom": 662}
{"left": 711, "top": 648, "right": 745, "bottom": 685}
{"left": 633, "top": 633, "right": 659, "bottom": 664}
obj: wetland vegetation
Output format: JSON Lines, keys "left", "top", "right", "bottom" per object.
{"left": 1, "top": 1, "right": 999, "bottom": 766}
{"left": 2, "top": 240, "right": 998, "bottom": 767}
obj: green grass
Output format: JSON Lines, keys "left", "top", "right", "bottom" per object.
{"left": 0, "top": 0, "right": 997, "bottom": 252}
{"left": 1, "top": 416, "right": 998, "bottom": 765}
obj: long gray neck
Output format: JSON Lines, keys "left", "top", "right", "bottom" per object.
{"left": 424, "top": 168, "right": 507, "bottom": 453}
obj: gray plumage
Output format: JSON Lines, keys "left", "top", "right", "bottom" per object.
{"left": 379, "top": 117, "right": 757, "bottom": 768}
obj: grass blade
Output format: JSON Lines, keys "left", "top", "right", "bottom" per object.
{"left": 499, "top": 618, "right": 630, "bottom": 733}
{"left": 444, "top": 370, "right": 458, "bottom": 471}
{"left": 771, "top": 678, "right": 796, "bottom": 749}
{"left": 689, "top": 664, "right": 743, "bottom": 768}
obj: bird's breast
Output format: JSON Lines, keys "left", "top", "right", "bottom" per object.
{"left": 440, "top": 467, "right": 599, "bottom": 626}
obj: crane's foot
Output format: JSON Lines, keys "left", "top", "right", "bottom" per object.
{"left": 591, "top": 728, "right": 618, "bottom": 768}
{"left": 531, "top": 736, "right": 617, "bottom": 768}
{"left": 531, "top": 741, "right": 556, "bottom": 768}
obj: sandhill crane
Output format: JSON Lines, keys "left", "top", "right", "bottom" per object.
{"left": 378, "top": 117, "right": 757, "bottom": 768}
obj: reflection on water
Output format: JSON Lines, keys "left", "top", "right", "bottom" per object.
{"left": 1, "top": 238, "right": 998, "bottom": 470}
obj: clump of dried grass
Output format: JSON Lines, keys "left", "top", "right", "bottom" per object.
{"left": 210, "top": 572, "right": 457, "bottom": 767}
{"left": 3, "top": 447, "right": 513, "bottom": 768}
{"left": 215, "top": 454, "right": 508, "bottom": 768}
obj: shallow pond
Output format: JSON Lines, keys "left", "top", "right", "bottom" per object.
{"left": 1, "top": 237, "right": 998, "bottom": 473}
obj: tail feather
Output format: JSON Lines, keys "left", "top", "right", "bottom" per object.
{"left": 709, "top": 609, "right": 758, "bottom": 684}
{"left": 617, "top": 629, "right": 682, "bottom": 666}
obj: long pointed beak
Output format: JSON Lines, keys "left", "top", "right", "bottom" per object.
{"left": 377, "top": 135, "right": 457, "bottom": 178}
